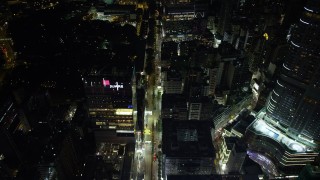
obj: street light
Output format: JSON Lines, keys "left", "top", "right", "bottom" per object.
{"left": 144, "top": 128, "right": 151, "bottom": 135}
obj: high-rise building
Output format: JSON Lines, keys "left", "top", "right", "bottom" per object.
{"left": 244, "top": 1, "right": 320, "bottom": 174}
{"left": 0, "top": 93, "right": 31, "bottom": 178}
{"left": 55, "top": 131, "right": 85, "bottom": 179}
{"left": 188, "top": 97, "right": 215, "bottom": 121}
{"left": 218, "top": 137, "right": 246, "bottom": 174}
{"left": 84, "top": 75, "right": 135, "bottom": 143}
{"left": 161, "top": 41, "right": 178, "bottom": 61}
{"left": 265, "top": 0, "right": 320, "bottom": 143}
{"left": 162, "top": 69, "right": 184, "bottom": 94}
{"left": 161, "top": 94, "right": 188, "bottom": 121}
{"left": 83, "top": 72, "right": 136, "bottom": 179}
{"left": 298, "top": 164, "right": 320, "bottom": 180}
{"left": 162, "top": 119, "right": 215, "bottom": 178}
{"left": 211, "top": 42, "right": 243, "bottom": 91}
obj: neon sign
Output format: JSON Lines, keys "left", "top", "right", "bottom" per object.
{"left": 110, "top": 82, "right": 123, "bottom": 90}
{"left": 102, "top": 79, "right": 110, "bottom": 86}
{"left": 103, "top": 79, "right": 123, "bottom": 90}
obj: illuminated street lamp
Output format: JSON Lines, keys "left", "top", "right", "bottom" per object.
{"left": 144, "top": 128, "right": 151, "bottom": 135}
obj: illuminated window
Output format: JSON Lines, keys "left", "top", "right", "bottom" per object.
{"left": 96, "top": 122, "right": 106, "bottom": 126}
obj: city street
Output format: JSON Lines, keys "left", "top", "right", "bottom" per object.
{"left": 131, "top": 4, "right": 163, "bottom": 179}
{"left": 143, "top": 71, "right": 162, "bottom": 180}
{"left": 142, "top": 10, "right": 163, "bottom": 180}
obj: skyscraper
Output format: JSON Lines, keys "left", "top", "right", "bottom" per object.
{"left": 265, "top": 0, "right": 320, "bottom": 143}
{"left": 84, "top": 75, "right": 135, "bottom": 142}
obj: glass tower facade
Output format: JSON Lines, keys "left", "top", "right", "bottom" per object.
{"left": 266, "top": 0, "right": 320, "bottom": 142}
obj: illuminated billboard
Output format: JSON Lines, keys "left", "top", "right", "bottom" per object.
{"left": 102, "top": 78, "right": 124, "bottom": 90}
{"left": 115, "top": 108, "right": 133, "bottom": 115}
{"left": 102, "top": 79, "right": 110, "bottom": 86}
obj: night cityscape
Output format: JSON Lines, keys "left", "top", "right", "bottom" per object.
{"left": 0, "top": 0, "right": 319, "bottom": 179}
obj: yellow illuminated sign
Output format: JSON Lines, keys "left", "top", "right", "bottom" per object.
{"left": 263, "top": 33, "right": 269, "bottom": 40}
{"left": 115, "top": 109, "right": 133, "bottom": 115}
{"left": 144, "top": 128, "right": 151, "bottom": 135}
{"left": 96, "top": 121, "right": 106, "bottom": 125}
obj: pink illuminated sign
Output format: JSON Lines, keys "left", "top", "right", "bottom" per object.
{"left": 102, "top": 79, "right": 123, "bottom": 90}
{"left": 102, "top": 79, "right": 110, "bottom": 86}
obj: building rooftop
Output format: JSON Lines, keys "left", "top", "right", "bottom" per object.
{"left": 189, "top": 96, "right": 213, "bottom": 103}
{"left": 218, "top": 42, "right": 241, "bottom": 60}
{"left": 84, "top": 75, "right": 133, "bottom": 99}
{"left": 166, "top": 69, "right": 182, "bottom": 81}
{"left": 225, "top": 137, "right": 247, "bottom": 153}
{"left": 165, "top": 3, "right": 208, "bottom": 14}
{"left": 248, "top": 118, "right": 311, "bottom": 153}
{"left": 167, "top": 174, "right": 260, "bottom": 180}
{"left": 162, "top": 119, "right": 215, "bottom": 158}
{"left": 162, "top": 94, "right": 187, "bottom": 109}
{"left": 299, "top": 164, "right": 320, "bottom": 180}
{"left": 242, "top": 155, "right": 263, "bottom": 175}
{"left": 232, "top": 114, "right": 255, "bottom": 136}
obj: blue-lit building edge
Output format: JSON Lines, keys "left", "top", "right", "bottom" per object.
{"left": 245, "top": 118, "right": 319, "bottom": 174}
{"left": 265, "top": 2, "right": 320, "bottom": 143}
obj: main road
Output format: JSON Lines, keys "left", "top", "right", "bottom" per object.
{"left": 132, "top": 1, "right": 163, "bottom": 178}
{"left": 143, "top": 16, "right": 163, "bottom": 180}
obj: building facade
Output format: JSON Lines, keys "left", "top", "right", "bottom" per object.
{"left": 162, "top": 119, "right": 215, "bottom": 178}
{"left": 162, "top": 70, "right": 184, "bottom": 94}
{"left": 84, "top": 76, "right": 135, "bottom": 141}
{"left": 265, "top": 1, "right": 320, "bottom": 143}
